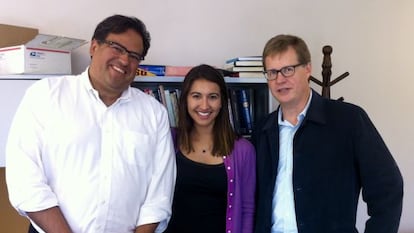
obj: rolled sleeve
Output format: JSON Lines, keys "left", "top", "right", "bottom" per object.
{"left": 137, "top": 109, "right": 176, "bottom": 232}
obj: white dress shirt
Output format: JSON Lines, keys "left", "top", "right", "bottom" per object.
{"left": 6, "top": 68, "right": 176, "bottom": 233}
{"left": 271, "top": 91, "right": 312, "bottom": 233}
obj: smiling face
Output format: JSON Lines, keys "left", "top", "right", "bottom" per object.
{"left": 89, "top": 29, "right": 143, "bottom": 98}
{"left": 186, "top": 79, "right": 222, "bottom": 130}
{"left": 265, "top": 46, "right": 312, "bottom": 111}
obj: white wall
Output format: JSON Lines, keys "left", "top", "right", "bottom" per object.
{"left": 1, "top": 0, "right": 413, "bottom": 232}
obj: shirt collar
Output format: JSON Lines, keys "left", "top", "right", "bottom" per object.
{"left": 81, "top": 67, "right": 133, "bottom": 103}
{"left": 278, "top": 90, "right": 313, "bottom": 127}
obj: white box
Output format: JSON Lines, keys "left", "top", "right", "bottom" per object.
{"left": 0, "top": 24, "right": 87, "bottom": 75}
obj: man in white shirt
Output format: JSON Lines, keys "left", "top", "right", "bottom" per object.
{"left": 6, "top": 14, "right": 176, "bottom": 233}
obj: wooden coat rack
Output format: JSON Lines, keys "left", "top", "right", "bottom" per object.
{"left": 309, "top": 45, "right": 349, "bottom": 100}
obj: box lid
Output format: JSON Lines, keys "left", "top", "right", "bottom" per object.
{"left": 26, "top": 34, "right": 87, "bottom": 51}
{"left": 0, "top": 23, "right": 87, "bottom": 51}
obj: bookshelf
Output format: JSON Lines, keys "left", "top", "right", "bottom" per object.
{"left": 131, "top": 76, "right": 271, "bottom": 137}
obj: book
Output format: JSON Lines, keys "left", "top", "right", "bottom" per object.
{"left": 170, "top": 90, "right": 179, "bottom": 127}
{"left": 164, "top": 89, "right": 177, "bottom": 127}
{"left": 225, "top": 60, "right": 263, "bottom": 67}
{"left": 216, "top": 68, "right": 239, "bottom": 77}
{"left": 226, "top": 56, "right": 262, "bottom": 63}
{"left": 225, "top": 66, "right": 264, "bottom": 72}
{"left": 165, "top": 66, "right": 193, "bottom": 76}
{"left": 136, "top": 67, "right": 156, "bottom": 76}
{"left": 239, "top": 89, "right": 253, "bottom": 133}
{"left": 229, "top": 89, "right": 246, "bottom": 134}
{"left": 227, "top": 96, "right": 235, "bottom": 129}
{"left": 157, "top": 84, "right": 167, "bottom": 108}
{"left": 237, "top": 72, "right": 265, "bottom": 78}
{"left": 136, "top": 64, "right": 166, "bottom": 76}
{"left": 142, "top": 88, "right": 155, "bottom": 97}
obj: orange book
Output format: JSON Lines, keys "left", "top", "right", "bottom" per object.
{"left": 136, "top": 67, "right": 157, "bottom": 76}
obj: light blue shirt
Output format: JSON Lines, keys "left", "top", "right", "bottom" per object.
{"left": 271, "top": 91, "right": 312, "bottom": 233}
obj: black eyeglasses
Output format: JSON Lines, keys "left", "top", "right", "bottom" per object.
{"left": 99, "top": 40, "right": 144, "bottom": 63}
{"left": 263, "top": 63, "right": 304, "bottom": 80}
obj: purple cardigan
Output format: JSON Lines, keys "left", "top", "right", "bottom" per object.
{"left": 171, "top": 129, "right": 256, "bottom": 233}
{"left": 223, "top": 137, "right": 256, "bottom": 233}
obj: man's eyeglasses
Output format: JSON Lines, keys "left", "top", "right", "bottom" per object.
{"left": 263, "top": 63, "right": 304, "bottom": 80}
{"left": 99, "top": 40, "right": 144, "bottom": 63}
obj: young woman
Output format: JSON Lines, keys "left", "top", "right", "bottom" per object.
{"left": 164, "top": 64, "right": 256, "bottom": 233}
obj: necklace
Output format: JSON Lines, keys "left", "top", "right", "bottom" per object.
{"left": 198, "top": 146, "right": 211, "bottom": 154}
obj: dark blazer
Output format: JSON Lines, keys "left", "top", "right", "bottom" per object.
{"left": 252, "top": 90, "right": 403, "bottom": 233}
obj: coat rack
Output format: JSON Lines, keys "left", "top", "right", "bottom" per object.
{"left": 309, "top": 45, "right": 349, "bottom": 101}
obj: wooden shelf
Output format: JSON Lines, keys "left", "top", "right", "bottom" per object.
{"left": 134, "top": 76, "right": 267, "bottom": 84}
{"left": 0, "top": 75, "right": 267, "bottom": 84}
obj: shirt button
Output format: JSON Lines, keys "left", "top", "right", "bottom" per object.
{"left": 227, "top": 230, "right": 231, "bottom": 233}
{"left": 230, "top": 179, "right": 234, "bottom": 183}
{"left": 228, "top": 217, "right": 232, "bottom": 221}
{"left": 229, "top": 192, "right": 233, "bottom": 196}
{"left": 228, "top": 205, "right": 232, "bottom": 208}
{"left": 227, "top": 166, "right": 231, "bottom": 170}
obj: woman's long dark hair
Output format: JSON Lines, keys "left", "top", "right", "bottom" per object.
{"left": 177, "top": 64, "right": 238, "bottom": 157}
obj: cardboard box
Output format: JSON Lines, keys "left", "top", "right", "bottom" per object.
{"left": 0, "top": 24, "right": 87, "bottom": 75}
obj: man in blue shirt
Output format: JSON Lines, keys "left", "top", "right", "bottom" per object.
{"left": 252, "top": 34, "right": 403, "bottom": 233}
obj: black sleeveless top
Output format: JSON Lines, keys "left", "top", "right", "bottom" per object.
{"left": 164, "top": 151, "right": 227, "bottom": 233}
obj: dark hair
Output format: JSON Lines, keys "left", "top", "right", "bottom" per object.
{"left": 92, "top": 14, "right": 151, "bottom": 58}
{"left": 262, "top": 34, "right": 311, "bottom": 70}
{"left": 177, "top": 64, "right": 238, "bottom": 157}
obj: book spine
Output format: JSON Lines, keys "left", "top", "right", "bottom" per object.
{"left": 225, "top": 56, "right": 262, "bottom": 63}
{"left": 165, "top": 66, "right": 193, "bottom": 76}
{"left": 136, "top": 68, "right": 157, "bottom": 76}
{"left": 239, "top": 89, "right": 253, "bottom": 133}
{"left": 224, "top": 60, "right": 263, "bottom": 68}
{"left": 157, "top": 84, "right": 167, "bottom": 108}
{"left": 226, "top": 66, "right": 264, "bottom": 72}
{"left": 237, "top": 72, "right": 265, "bottom": 78}
{"left": 227, "top": 96, "right": 235, "bottom": 129}
{"left": 164, "top": 89, "right": 176, "bottom": 127}
{"left": 170, "top": 90, "right": 179, "bottom": 127}
{"left": 138, "top": 65, "right": 166, "bottom": 76}
{"left": 229, "top": 89, "right": 245, "bottom": 135}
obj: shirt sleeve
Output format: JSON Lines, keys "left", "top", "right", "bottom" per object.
{"left": 6, "top": 80, "right": 59, "bottom": 215}
{"left": 136, "top": 105, "right": 176, "bottom": 233}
